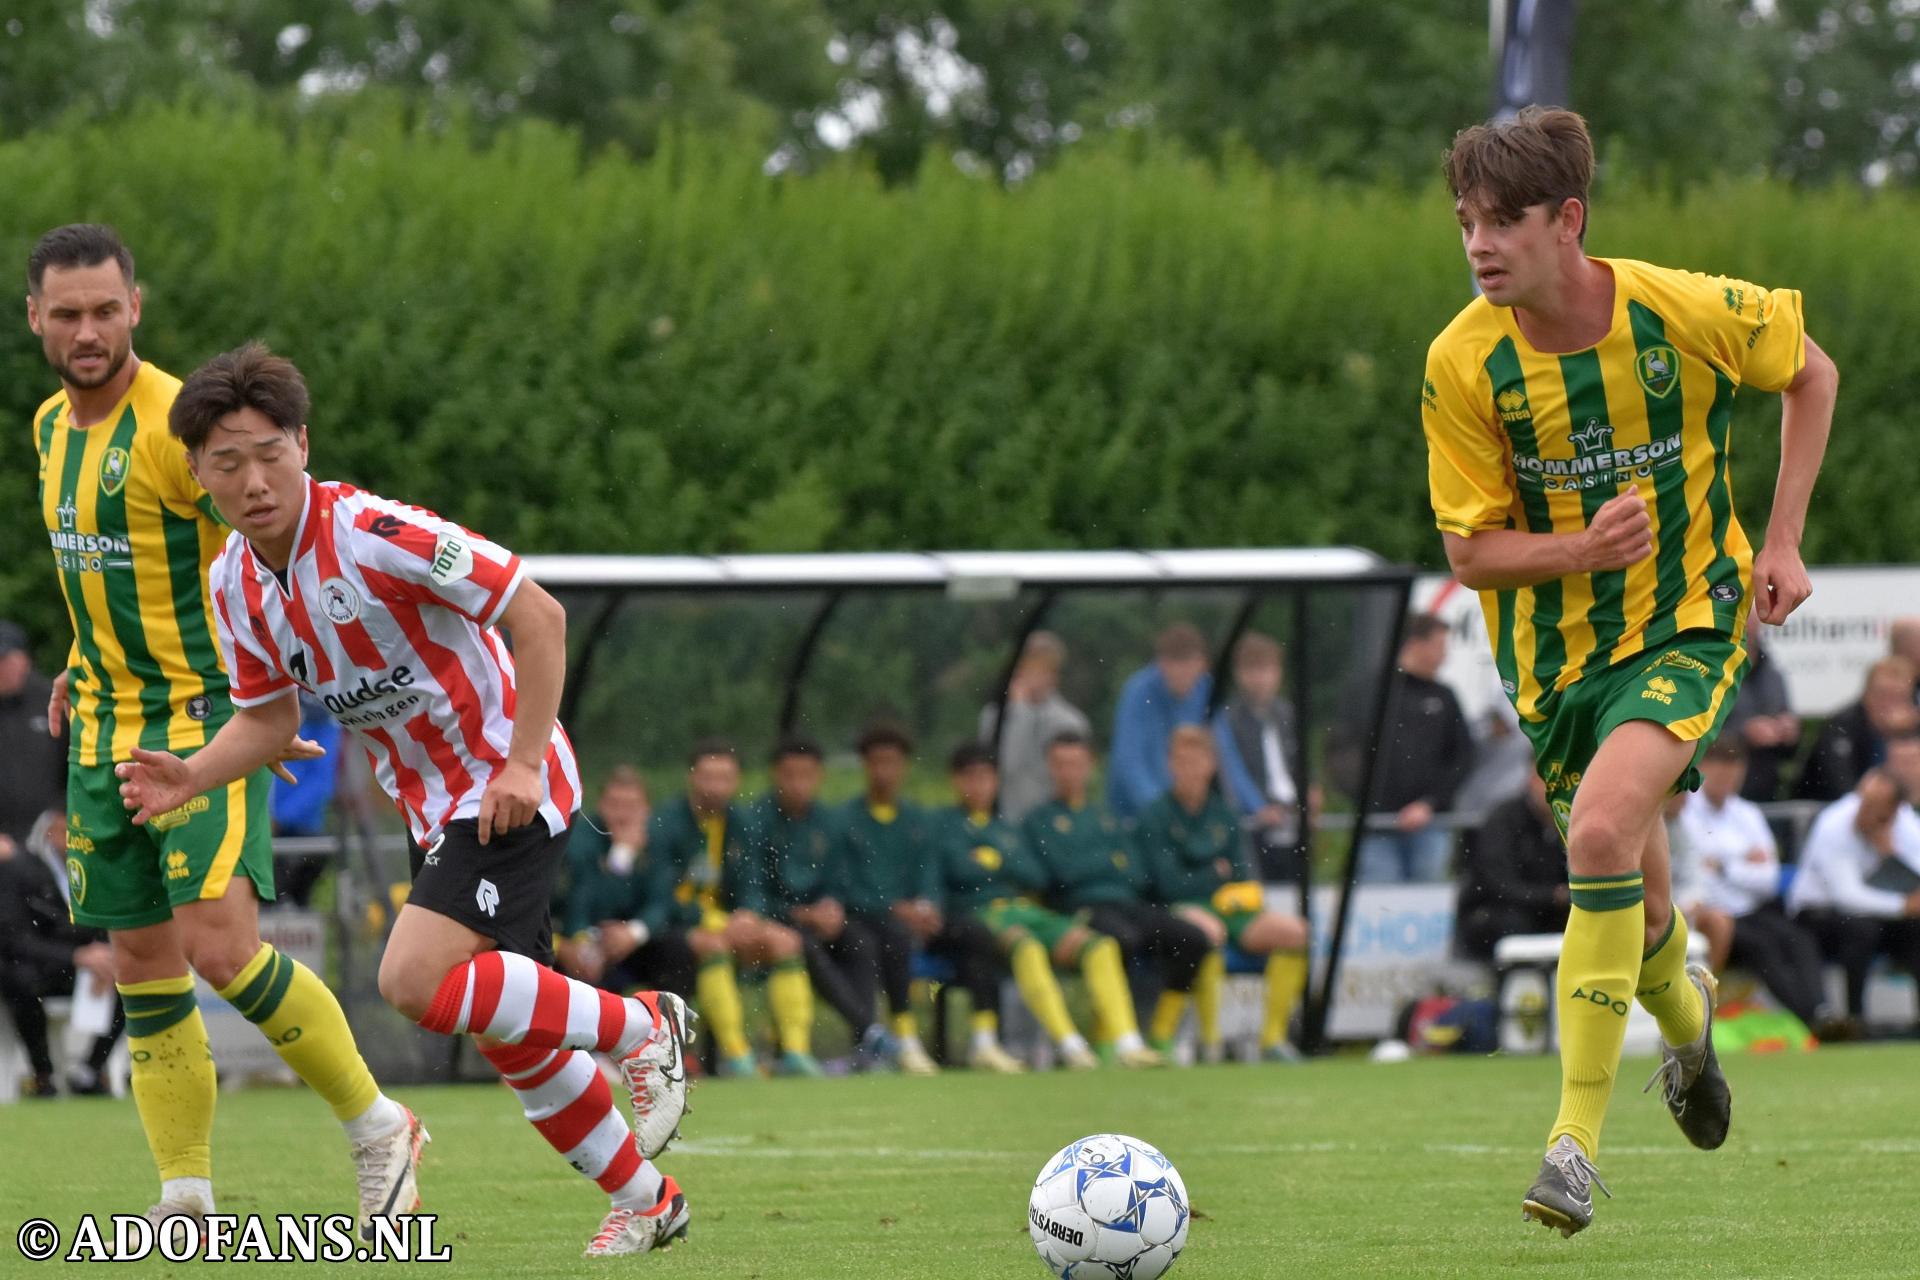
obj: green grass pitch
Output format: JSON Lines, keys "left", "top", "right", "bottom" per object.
{"left": 3, "top": 1045, "right": 1914, "bottom": 1277}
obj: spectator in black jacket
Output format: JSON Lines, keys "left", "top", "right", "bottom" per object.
{"left": 1455, "top": 773, "right": 1569, "bottom": 960}
{"left": 0, "top": 812, "right": 126, "bottom": 1097}
{"left": 1796, "top": 656, "right": 1919, "bottom": 802}
{"left": 1722, "top": 614, "right": 1800, "bottom": 803}
{"left": 0, "top": 621, "right": 65, "bottom": 850}
{"left": 1337, "top": 615, "right": 1474, "bottom": 882}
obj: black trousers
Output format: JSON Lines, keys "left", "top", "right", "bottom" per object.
{"left": 1083, "top": 903, "right": 1208, "bottom": 992}
{"left": 927, "top": 915, "right": 1002, "bottom": 1009}
{"left": 798, "top": 918, "right": 880, "bottom": 1033}
{"left": 0, "top": 961, "right": 125, "bottom": 1079}
{"left": 1728, "top": 902, "right": 1827, "bottom": 1028}
{"left": 598, "top": 929, "right": 699, "bottom": 1000}
{"left": 1796, "top": 907, "right": 1920, "bottom": 1020}
{"left": 847, "top": 910, "right": 918, "bottom": 1015}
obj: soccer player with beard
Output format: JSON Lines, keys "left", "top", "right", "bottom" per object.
{"left": 27, "top": 224, "right": 416, "bottom": 1239}
{"left": 1423, "top": 108, "right": 1836, "bottom": 1234}
{"left": 115, "top": 343, "right": 696, "bottom": 1257}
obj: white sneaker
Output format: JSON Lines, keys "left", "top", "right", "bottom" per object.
{"left": 1061, "top": 1042, "right": 1100, "bottom": 1071}
{"left": 968, "top": 1042, "right": 1026, "bottom": 1074}
{"left": 145, "top": 1199, "right": 210, "bottom": 1255}
{"left": 583, "top": 1177, "right": 690, "bottom": 1257}
{"left": 352, "top": 1106, "right": 429, "bottom": 1242}
{"left": 619, "top": 992, "right": 696, "bottom": 1160}
{"left": 895, "top": 1037, "right": 940, "bottom": 1076}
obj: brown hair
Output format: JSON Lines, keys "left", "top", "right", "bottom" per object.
{"left": 170, "top": 342, "right": 310, "bottom": 452}
{"left": 1233, "top": 631, "right": 1283, "bottom": 669}
{"left": 1155, "top": 623, "right": 1207, "bottom": 662}
{"left": 1444, "top": 107, "right": 1594, "bottom": 240}
{"left": 601, "top": 764, "right": 649, "bottom": 799}
{"left": 1169, "top": 725, "right": 1216, "bottom": 758}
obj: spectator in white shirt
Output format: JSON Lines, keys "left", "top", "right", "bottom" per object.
{"left": 1786, "top": 769, "right": 1920, "bottom": 1027}
{"left": 1679, "top": 739, "right": 1829, "bottom": 1031}
{"left": 979, "top": 631, "right": 1090, "bottom": 824}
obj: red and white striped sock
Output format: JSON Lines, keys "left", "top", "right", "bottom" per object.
{"left": 419, "top": 951, "right": 656, "bottom": 1057}
{"left": 478, "top": 1043, "right": 663, "bottom": 1210}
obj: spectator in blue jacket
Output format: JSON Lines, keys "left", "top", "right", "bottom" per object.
{"left": 1108, "top": 623, "right": 1212, "bottom": 819}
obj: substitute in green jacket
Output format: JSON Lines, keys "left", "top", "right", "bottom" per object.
{"left": 832, "top": 720, "right": 942, "bottom": 1074}
{"left": 738, "top": 734, "right": 890, "bottom": 1063}
{"left": 1132, "top": 726, "right": 1309, "bottom": 1062}
{"left": 646, "top": 739, "right": 818, "bottom": 1077}
{"left": 937, "top": 741, "right": 1159, "bottom": 1069}
{"left": 1020, "top": 731, "right": 1209, "bottom": 1026}
{"left": 559, "top": 765, "right": 694, "bottom": 996}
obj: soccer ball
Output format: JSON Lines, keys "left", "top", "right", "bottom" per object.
{"left": 1028, "top": 1134, "right": 1189, "bottom": 1279}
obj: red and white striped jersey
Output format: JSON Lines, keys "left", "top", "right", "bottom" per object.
{"left": 209, "top": 477, "right": 580, "bottom": 845}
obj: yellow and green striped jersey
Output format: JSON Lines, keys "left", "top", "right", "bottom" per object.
{"left": 34, "top": 361, "right": 233, "bottom": 767}
{"left": 1421, "top": 257, "right": 1805, "bottom": 722}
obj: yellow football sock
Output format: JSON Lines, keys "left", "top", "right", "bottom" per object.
{"left": 970, "top": 1009, "right": 998, "bottom": 1035}
{"left": 1194, "top": 951, "right": 1225, "bottom": 1047}
{"left": 1148, "top": 991, "right": 1189, "bottom": 1045}
{"left": 890, "top": 1010, "right": 919, "bottom": 1042}
{"left": 696, "top": 958, "right": 751, "bottom": 1059}
{"left": 1261, "top": 951, "right": 1308, "bottom": 1049}
{"left": 1550, "top": 873, "right": 1646, "bottom": 1158}
{"left": 1011, "top": 939, "right": 1079, "bottom": 1043}
{"left": 217, "top": 944, "right": 380, "bottom": 1122}
{"left": 767, "top": 958, "right": 814, "bottom": 1055}
{"left": 120, "top": 975, "right": 216, "bottom": 1182}
{"left": 1636, "top": 908, "right": 1705, "bottom": 1047}
{"left": 1081, "top": 937, "right": 1139, "bottom": 1043}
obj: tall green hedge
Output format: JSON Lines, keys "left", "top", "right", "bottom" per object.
{"left": 3, "top": 100, "right": 1914, "bottom": 663}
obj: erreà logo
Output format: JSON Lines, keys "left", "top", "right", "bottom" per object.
{"left": 1636, "top": 344, "right": 1680, "bottom": 399}
{"left": 1495, "top": 388, "right": 1530, "bottom": 423}
{"left": 1421, "top": 377, "right": 1438, "bottom": 411}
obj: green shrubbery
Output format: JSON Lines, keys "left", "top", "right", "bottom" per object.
{"left": 4, "top": 99, "right": 1913, "bottom": 667}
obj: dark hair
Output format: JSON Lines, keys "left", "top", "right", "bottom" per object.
{"left": 1233, "top": 631, "right": 1283, "bottom": 669}
{"left": 687, "top": 736, "right": 739, "bottom": 768}
{"left": 771, "top": 732, "right": 824, "bottom": 763}
{"left": 170, "top": 342, "right": 310, "bottom": 452}
{"left": 856, "top": 719, "right": 915, "bottom": 756}
{"left": 1444, "top": 107, "right": 1595, "bottom": 242}
{"left": 1402, "top": 614, "right": 1450, "bottom": 646}
{"left": 601, "top": 764, "right": 649, "bottom": 797}
{"left": 1155, "top": 623, "right": 1207, "bottom": 662}
{"left": 948, "top": 740, "right": 997, "bottom": 773}
{"left": 28, "top": 223, "right": 134, "bottom": 294}
{"left": 1046, "top": 730, "right": 1092, "bottom": 754}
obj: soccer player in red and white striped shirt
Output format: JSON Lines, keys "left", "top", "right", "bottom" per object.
{"left": 116, "top": 344, "right": 694, "bottom": 1257}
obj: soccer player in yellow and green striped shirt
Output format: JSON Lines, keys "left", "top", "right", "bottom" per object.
{"left": 27, "top": 224, "right": 418, "bottom": 1235}
{"left": 1420, "top": 111, "right": 1836, "bottom": 1236}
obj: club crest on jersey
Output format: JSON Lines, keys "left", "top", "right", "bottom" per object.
{"left": 1635, "top": 344, "right": 1680, "bottom": 398}
{"left": 99, "top": 446, "right": 130, "bottom": 497}
{"left": 320, "top": 576, "right": 361, "bottom": 624}
{"left": 430, "top": 531, "right": 473, "bottom": 586}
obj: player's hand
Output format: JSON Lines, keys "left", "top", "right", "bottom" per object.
{"left": 269, "top": 735, "right": 327, "bottom": 786}
{"left": 47, "top": 670, "right": 69, "bottom": 738}
{"left": 1581, "top": 490, "right": 1653, "bottom": 571}
{"left": 114, "top": 747, "right": 199, "bottom": 826}
{"left": 598, "top": 920, "right": 643, "bottom": 963}
{"left": 1751, "top": 540, "right": 1812, "bottom": 624}
{"left": 476, "top": 760, "right": 543, "bottom": 844}
{"left": 1395, "top": 799, "right": 1435, "bottom": 832}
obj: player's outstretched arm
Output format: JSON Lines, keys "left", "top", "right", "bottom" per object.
{"left": 1752, "top": 334, "right": 1837, "bottom": 625}
{"left": 1441, "top": 489, "right": 1652, "bottom": 591}
{"left": 115, "top": 693, "right": 302, "bottom": 825}
{"left": 476, "top": 578, "right": 568, "bottom": 843}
